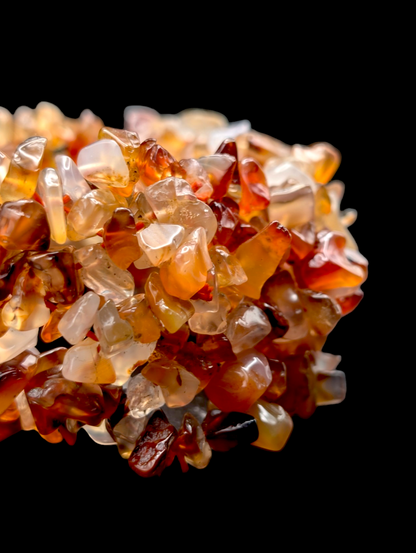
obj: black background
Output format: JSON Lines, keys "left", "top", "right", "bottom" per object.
{"left": 0, "top": 80, "right": 378, "bottom": 519}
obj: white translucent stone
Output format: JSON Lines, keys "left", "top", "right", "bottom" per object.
{"left": 0, "top": 151, "right": 10, "bottom": 185}
{"left": 124, "top": 105, "right": 161, "bottom": 138}
{"left": 58, "top": 291, "right": 100, "bottom": 345}
{"left": 248, "top": 400, "right": 293, "bottom": 451}
{"left": 133, "top": 250, "right": 154, "bottom": 269}
{"left": 179, "top": 108, "right": 228, "bottom": 135}
{"left": 225, "top": 303, "right": 272, "bottom": 354}
{"left": 198, "top": 154, "right": 236, "bottom": 185}
{"left": 144, "top": 177, "right": 196, "bottom": 223}
{"left": 67, "top": 188, "right": 119, "bottom": 239}
{"left": 310, "top": 351, "right": 346, "bottom": 406}
{"left": 110, "top": 340, "right": 157, "bottom": 386}
{"left": 0, "top": 328, "right": 38, "bottom": 364}
{"left": 61, "top": 337, "right": 99, "bottom": 382}
{"left": 319, "top": 181, "right": 358, "bottom": 250}
{"left": 207, "top": 119, "right": 251, "bottom": 152}
{"left": 82, "top": 420, "right": 117, "bottom": 445}
{"left": 12, "top": 136, "right": 47, "bottom": 171}
{"left": 137, "top": 223, "right": 185, "bottom": 266}
{"left": 75, "top": 245, "right": 135, "bottom": 304}
{"left": 37, "top": 168, "right": 67, "bottom": 244}
{"left": 55, "top": 154, "right": 91, "bottom": 201}
{"left": 188, "top": 294, "right": 231, "bottom": 335}
{"left": 94, "top": 300, "right": 133, "bottom": 356}
{"left": 15, "top": 390, "right": 36, "bottom": 431}
{"left": 265, "top": 160, "right": 316, "bottom": 189}
{"left": 77, "top": 139, "right": 129, "bottom": 188}
{"left": 170, "top": 200, "right": 217, "bottom": 244}
{"left": 126, "top": 373, "right": 165, "bottom": 418}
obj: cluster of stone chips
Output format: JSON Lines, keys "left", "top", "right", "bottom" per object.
{"left": 0, "top": 103, "right": 368, "bottom": 477}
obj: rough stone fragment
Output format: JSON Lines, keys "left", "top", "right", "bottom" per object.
{"left": 247, "top": 400, "right": 293, "bottom": 451}
{"left": 58, "top": 291, "right": 100, "bottom": 345}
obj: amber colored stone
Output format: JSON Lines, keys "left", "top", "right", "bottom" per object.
{"left": 170, "top": 412, "right": 211, "bottom": 472}
{"left": 196, "top": 333, "right": 236, "bottom": 366}
{"left": 145, "top": 272, "right": 195, "bottom": 334}
{"left": 128, "top": 410, "right": 178, "bottom": 477}
{"left": 28, "top": 247, "right": 84, "bottom": 304}
{"left": 199, "top": 154, "right": 237, "bottom": 200}
{"left": 205, "top": 349, "right": 272, "bottom": 413}
{"left": 235, "top": 221, "right": 291, "bottom": 299}
{"left": 98, "top": 127, "right": 141, "bottom": 187}
{"left": 239, "top": 158, "right": 270, "bottom": 215}
{"left": 135, "top": 138, "right": 156, "bottom": 173}
{"left": 0, "top": 400, "right": 21, "bottom": 442}
{"left": 296, "top": 230, "right": 367, "bottom": 292}
{"left": 210, "top": 199, "right": 239, "bottom": 247}
{"left": 0, "top": 136, "right": 47, "bottom": 202}
{"left": 35, "top": 347, "right": 67, "bottom": 375}
{"left": 335, "top": 288, "right": 364, "bottom": 315}
{"left": 202, "top": 409, "right": 259, "bottom": 452}
{"left": 215, "top": 138, "right": 240, "bottom": 183}
{"left": 299, "top": 288, "right": 342, "bottom": 336}
{"left": 225, "top": 221, "right": 258, "bottom": 253}
{"left": 247, "top": 399, "right": 293, "bottom": 451}
{"left": 0, "top": 349, "right": 38, "bottom": 415}
{"left": 276, "top": 354, "right": 316, "bottom": 419}
{"left": 103, "top": 208, "right": 142, "bottom": 270}
{"left": 118, "top": 294, "right": 162, "bottom": 343}
{"left": 157, "top": 324, "right": 190, "bottom": 359}
{"left": 175, "top": 342, "right": 216, "bottom": 392}
{"left": 262, "top": 359, "right": 287, "bottom": 402}
{"left": 287, "top": 229, "right": 315, "bottom": 263}
{"left": 140, "top": 143, "right": 177, "bottom": 186}
{"left": 40, "top": 304, "right": 70, "bottom": 342}
{"left": 0, "top": 199, "right": 50, "bottom": 251}
{"left": 2, "top": 265, "right": 49, "bottom": 331}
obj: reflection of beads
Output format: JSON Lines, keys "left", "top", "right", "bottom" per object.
{"left": 0, "top": 103, "right": 367, "bottom": 477}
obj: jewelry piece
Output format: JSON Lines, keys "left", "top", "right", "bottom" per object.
{"left": 0, "top": 103, "right": 367, "bottom": 477}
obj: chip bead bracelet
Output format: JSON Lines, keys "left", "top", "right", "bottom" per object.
{"left": 0, "top": 102, "right": 368, "bottom": 478}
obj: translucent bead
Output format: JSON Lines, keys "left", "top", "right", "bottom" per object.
{"left": 174, "top": 412, "right": 212, "bottom": 471}
{"left": 160, "top": 227, "right": 212, "bottom": 300}
{"left": 170, "top": 200, "right": 217, "bottom": 244}
{"left": 103, "top": 207, "right": 142, "bottom": 269}
{"left": 178, "top": 158, "right": 213, "bottom": 201}
{"left": 37, "top": 168, "right": 67, "bottom": 244}
{"left": 118, "top": 294, "right": 162, "bottom": 343}
{"left": 198, "top": 154, "right": 236, "bottom": 200}
{"left": 110, "top": 340, "right": 157, "bottom": 386}
{"left": 75, "top": 244, "right": 135, "bottom": 304}
{"left": 145, "top": 271, "right": 195, "bottom": 334}
{"left": 67, "top": 188, "right": 119, "bottom": 239}
{"left": 292, "top": 142, "right": 341, "bottom": 184}
{"left": 0, "top": 328, "right": 38, "bottom": 364}
{"left": 309, "top": 351, "right": 346, "bottom": 406}
{"left": 0, "top": 137, "right": 47, "bottom": 202}
{"left": 58, "top": 291, "right": 100, "bottom": 345}
{"left": 0, "top": 348, "right": 39, "bottom": 415}
{"left": 126, "top": 372, "right": 165, "bottom": 418}
{"left": 112, "top": 413, "right": 148, "bottom": 459}
{"left": 235, "top": 221, "right": 291, "bottom": 299}
{"left": 142, "top": 359, "right": 200, "bottom": 408}
{"left": 143, "top": 176, "right": 196, "bottom": 223}
{"left": 262, "top": 271, "right": 308, "bottom": 341}
{"left": 188, "top": 293, "right": 231, "bottom": 335}
{"left": 209, "top": 245, "right": 247, "bottom": 287}
{"left": 55, "top": 155, "right": 91, "bottom": 202}
{"left": 82, "top": 420, "right": 116, "bottom": 445}
{"left": 137, "top": 223, "right": 185, "bottom": 266}
{"left": 15, "top": 390, "right": 36, "bottom": 431}
{"left": 2, "top": 266, "right": 50, "bottom": 331}
{"left": 0, "top": 199, "right": 50, "bottom": 251}
{"left": 205, "top": 349, "right": 271, "bottom": 413}
{"left": 239, "top": 158, "right": 270, "bottom": 216}
{"left": 299, "top": 289, "right": 342, "bottom": 336}
{"left": 77, "top": 139, "right": 129, "bottom": 188}
{"left": 225, "top": 303, "right": 271, "bottom": 354}
{"left": 247, "top": 400, "right": 293, "bottom": 451}
{"left": 94, "top": 300, "right": 134, "bottom": 356}
{"left": 62, "top": 337, "right": 116, "bottom": 384}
